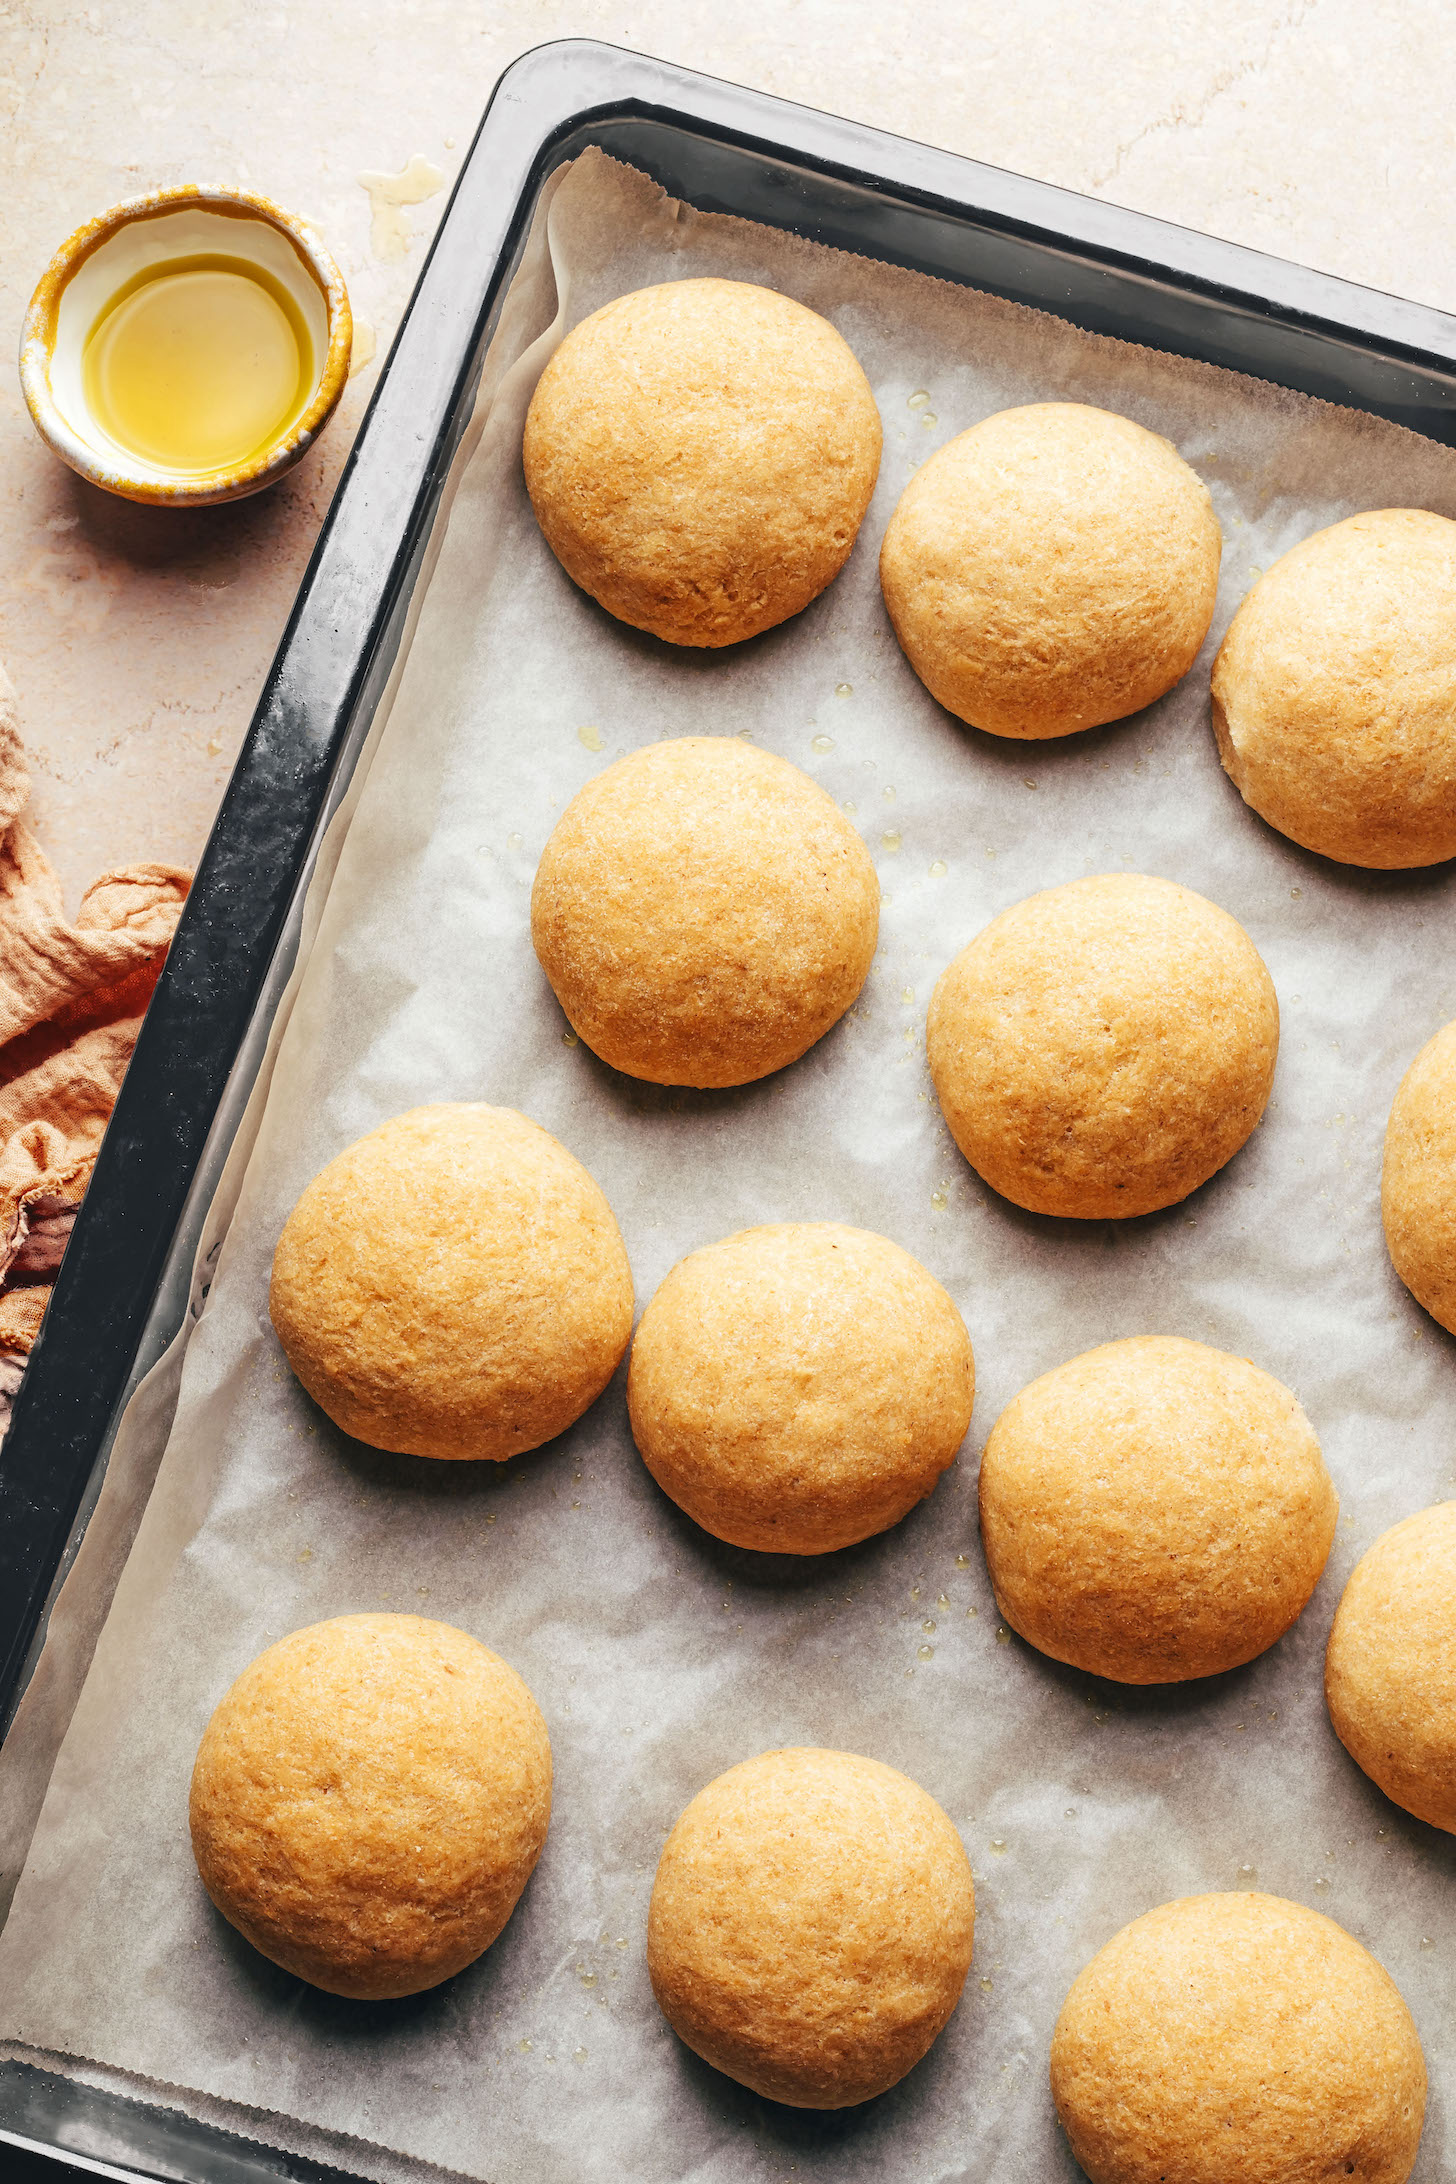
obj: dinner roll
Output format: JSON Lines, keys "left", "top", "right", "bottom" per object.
{"left": 531, "top": 738, "right": 878, "bottom": 1087}
{"left": 1326, "top": 1501, "right": 1456, "bottom": 1834}
{"left": 926, "top": 873, "right": 1279, "bottom": 1219}
{"left": 189, "top": 1615, "right": 551, "bottom": 1999}
{"left": 648, "top": 1748, "right": 974, "bottom": 2107}
{"left": 523, "top": 278, "right": 881, "bottom": 646}
{"left": 1383, "top": 1018, "right": 1456, "bottom": 1334}
{"left": 628, "top": 1223, "right": 973, "bottom": 1553}
{"left": 1212, "top": 509, "right": 1456, "bottom": 868}
{"left": 979, "top": 1336, "right": 1336, "bottom": 1683}
{"left": 1051, "top": 1893, "right": 1426, "bottom": 2184}
{"left": 269, "top": 1104, "right": 632, "bottom": 1460}
{"left": 880, "top": 402, "right": 1220, "bottom": 738}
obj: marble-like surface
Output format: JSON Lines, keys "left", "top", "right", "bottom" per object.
{"left": 2, "top": 0, "right": 1454, "bottom": 903}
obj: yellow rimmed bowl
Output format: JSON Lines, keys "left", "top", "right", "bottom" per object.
{"left": 20, "top": 184, "right": 352, "bottom": 508}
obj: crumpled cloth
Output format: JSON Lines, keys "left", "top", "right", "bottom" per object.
{"left": 0, "top": 666, "right": 190, "bottom": 1429}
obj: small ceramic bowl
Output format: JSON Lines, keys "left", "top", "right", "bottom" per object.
{"left": 20, "top": 183, "right": 352, "bottom": 508}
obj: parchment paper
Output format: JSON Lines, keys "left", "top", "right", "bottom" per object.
{"left": 3, "top": 150, "right": 1455, "bottom": 2183}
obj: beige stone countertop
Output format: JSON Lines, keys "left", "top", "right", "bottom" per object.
{"left": 3, "top": 0, "right": 1454, "bottom": 906}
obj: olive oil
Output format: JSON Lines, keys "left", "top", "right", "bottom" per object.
{"left": 82, "top": 254, "right": 313, "bottom": 475}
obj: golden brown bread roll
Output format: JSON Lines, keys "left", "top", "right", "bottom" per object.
{"left": 1051, "top": 1893, "right": 1427, "bottom": 2184}
{"left": 926, "top": 873, "right": 1279, "bottom": 1219}
{"left": 269, "top": 1104, "right": 632, "bottom": 1460}
{"left": 531, "top": 738, "right": 878, "bottom": 1088}
{"left": 1212, "top": 509, "right": 1456, "bottom": 868}
{"left": 648, "top": 1748, "right": 974, "bottom": 2107}
{"left": 979, "top": 1336, "right": 1336, "bottom": 1683}
{"left": 189, "top": 1615, "right": 551, "bottom": 1999}
{"left": 1382, "top": 1018, "right": 1456, "bottom": 1335}
{"left": 628, "top": 1222, "right": 973, "bottom": 1553}
{"left": 880, "top": 402, "right": 1220, "bottom": 738}
{"left": 1326, "top": 1500, "right": 1456, "bottom": 1834}
{"left": 523, "top": 277, "right": 882, "bottom": 646}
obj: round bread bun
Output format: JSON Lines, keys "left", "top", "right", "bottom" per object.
{"left": 522, "top": 278, "right": 882, "bottom": 647}
{"left": 1211, "top": 509, "right": 1456, "bottom": 869}
{"left": 979, "top": 1336, "right": 1336, "bottom": 1684}
{"left": 648, "top": 1748, "right": 974, "bottom": 2108}
{"left": 879, "top": 402, "right": 1221, "bottom": 739}
{"left": 926, "top": 873, "right": 1279, "bottom": 1220}
{"left": 269, "top": 1104, "right": 632, "bottom": 1460}
{"left": 189, "top": 1615, "right": 551, "bottom": 2000}
{"left": 1383, "top": 1018, "right": 1456, "bottom": 1334}
{"left": 1325, "top": 1501, "right": 1456, "bottom": 1834}
{"left": 627, "top": 1223, "right": 974, "bottom": 1554}
{"left": 1050, "top": 1893, "right": 1427, "bottom": 2184}
{"left": 531, "top": 738, "right": 878, "bottom": 1088}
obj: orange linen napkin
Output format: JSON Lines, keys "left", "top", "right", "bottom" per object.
{"left": 0, "top": 667, "right": 190, "bottom": 1428}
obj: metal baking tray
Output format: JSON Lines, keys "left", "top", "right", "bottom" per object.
{"left": 4, "top": 36, "right": 1456, "bottom": 2183}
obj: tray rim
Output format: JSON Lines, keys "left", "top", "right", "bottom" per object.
{"left": 4, "top": 33, "right": 1456, "bottom": 2183}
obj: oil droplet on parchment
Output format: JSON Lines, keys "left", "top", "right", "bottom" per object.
{"left": 882, "top": 784, "right": 896, "bottom": 803}
{"left": 907, "top": 390, "right": 930, "bottom": 410}
{"left": 881, "top": 830, "right": 901, "bottom": 852}
{"left": 561, "top": 1029, "right": 578, "bottom": 1047}
{"left": 931, "top": 1190, "right": 947, "bottom": 1211}
{"left": 358, "top": 154, "right": 445, "bottom": 262}
{"left": 811, "top": 733, "right": 834, "bottom": 753}
{"left": 979, "top": 1976, "right": 993, "bottom": 1992}
{"left": 834, "top": 681, "right": 853, "bottom": 698}
{"left": 989, "top": 1838, "right": 1006, "bottom": 1855}
{"left": 349, "top": 319, "right": 377, "bottom": 377}
{"left": 922, "top": 1620, "right": 936, "bottom": 1635}
{"left": 917, "top": 1644, "right": 934, "bottom": 1660}
{"left": 995, "top": 1626, "right": 1009, "bottom": 1645}
{"left": 577, "top": 723, "right": 603, "bottom": 752}
{"left": 1237, "top": 1864, "right": 1258, "bottom": 1888}
{"left": 901, "top": 986, "right": 915, "bottom": 1003}
{"left": 920, "top": 412, "right": 938, "bottom": 428}
{"left": 929, "top": 859, "right": 947, "bottom": 877}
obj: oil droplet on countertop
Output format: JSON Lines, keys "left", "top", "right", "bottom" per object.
{"left": 561, "top": 1029, "right": 578, "bottom": 1047}
{"left": 920, "top": 412, "right": 938, "bottom": 428}
{"left": 811, "top": 733, "right": 834, "bottom": 753}
{"left": 929, "top": 859, "right": 947, "bottom": 877}
{"left": 1237, "top": 1864, "right": 1257, "bottom": 1887}
{"left": 834, "top": 681, "right": 853, "bottom": 698}
{"left": 349, "top": 319, "right": 377, "bottom": 378}
{"left": 881, "top": 830, "right": 902, "bottom": 852}
{"left": 577, "top": 723, "right": 603, "bottom": 752}
{"left": 358, "top": 153, "right": 446, "bottom": 262}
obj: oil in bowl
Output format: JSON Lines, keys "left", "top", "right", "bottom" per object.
{"left": 83, "top": 254, "right": 314, "bottom": 476}
{"left": 21, "top": 186, "right": 350, "bottom": 506}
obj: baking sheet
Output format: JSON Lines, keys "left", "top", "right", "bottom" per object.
{"left": 3, "top": 148, "right": 1456, "bottom": 2183}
